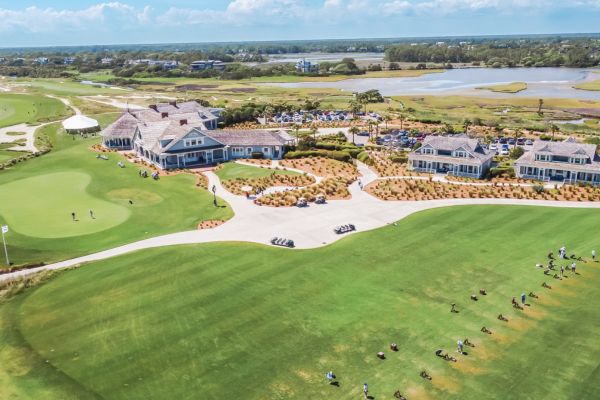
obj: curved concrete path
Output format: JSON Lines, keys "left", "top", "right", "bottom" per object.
{"left": 2, "top": 161, "right": 600, "bottom": 283}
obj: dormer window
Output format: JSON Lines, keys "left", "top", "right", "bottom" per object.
{"left": 421, "top": 147, "right": 434, "bottom": 155}
{"left": 536, "top": 154, "right": 551, "bottom": 162}
{"left": 184, "top": 138, "right": 203, "bottom": 147}
{"left": 454, "top": 151, "right": 468, "bottom": 158}
{"left": 570, "top": 157, "right": 586, "bottom": 165}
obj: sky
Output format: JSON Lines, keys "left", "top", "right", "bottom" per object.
{"left": 0, "top": 0, "right": 599, "bottom": 47}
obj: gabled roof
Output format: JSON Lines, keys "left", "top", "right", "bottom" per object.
{"left": 531, "top": 138, "right": 597, "bottom": 159}
{"left": 414, "top": 135, "right": 492, "bottom": 163}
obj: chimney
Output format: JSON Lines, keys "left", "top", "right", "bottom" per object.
{"left": 161, "top": 112, "right": 169, "bottom": 119}
{"left": 169, "top": 101, "right": 177, "bottom": 107}
{"left": 149, "top": 104, "right": 158, "bottom": 112}
{"left": 179, "top": 119, "right": 188, "bottom": 126}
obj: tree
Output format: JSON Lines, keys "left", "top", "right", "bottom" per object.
{"left": 349, "top": 126, "right": 360, "bottom": 144}
{"left": 513, "top": 129, "right": 522, "bottom": 149}
{"left": 549, "top": 123, "right": 559, "bottom": 141}
{"left": 384, "top": 114, "right": 392, "bottom": 130}
{"left": 399, "top": 113, "right": 405, "bottom": 130}
{"left": 388, "top": 62, "right": 400, "bottom": 70}
{"left": 463, "top": 118, "right": 472, "bottom": 136}
{"left": 510, "top": 146, "right": 525, "bottom": 159}
{"left": 538, "top": 99, "right": 544, "bottom": 115}
{"left": 348, "top": 100, "right": 361, "bottom": 116}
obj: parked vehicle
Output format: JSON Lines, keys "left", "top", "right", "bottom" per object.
{"left": 334, "top": 224, "right": 356, "bottom": 234}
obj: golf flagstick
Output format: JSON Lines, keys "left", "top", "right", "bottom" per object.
{"left": 1, "top": 225, "right": 9, "bottom": 266}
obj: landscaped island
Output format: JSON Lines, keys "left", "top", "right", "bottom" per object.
{"left": 476, "top": 82, "right": 527, "bottom": 93}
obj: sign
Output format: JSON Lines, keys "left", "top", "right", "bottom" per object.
{"left": 1, "top": 225, "right": 7, "bottom": 234}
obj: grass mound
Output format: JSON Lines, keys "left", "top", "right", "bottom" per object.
{"left": 2, "top": 206, "right": 599, "bottom": 399}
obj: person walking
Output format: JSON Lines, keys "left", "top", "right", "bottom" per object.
{"left": 592, "top": 249, "right": 596, "bottom": 261}
{"left": 560, "top": 265, "right": 565, "bottom": 278}
{"left": 71, "top": 212, "right": 76, "bottom": 221}
{"left": 521, "top": 292, "right": 526, "bottom": 305}
{"left": 89, "top": 209, "right": 95, "bottom": 219}
{"left": 363, "top": 383, "right": 369, "bottom": 399}
{"left": 326, "top": 371, "right": 335, "bottom": 384}
{"left": 457, "top": 339, "right": 464, "bottom": 354}
{"left": 571, "top": 262, "right": 576, "bottom": 274}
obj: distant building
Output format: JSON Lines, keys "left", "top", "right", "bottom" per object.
{"left": 101, "top": 57, "right": 114, "bottom": 65}
{"left": 295, "top": 59, "right": 319, "bottom": 73}
{"left": 63, "top": 57, "right": 75, "bottom": 65}
{"left": 35, "top": 57, "right": 49, "bottom": 65}
{"left": 189, "top": 60, "right": 226, "bottom": 71}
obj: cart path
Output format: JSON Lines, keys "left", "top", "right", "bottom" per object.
{"left": 2, "top": 161, "right": 600, "bottom": 283}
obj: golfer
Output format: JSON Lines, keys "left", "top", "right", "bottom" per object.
{"left": 571, "top": 262, "right": 576, "bottom": 273}
{"left": 326, "top": 371, "right": 335, "bottom": 384}
{"left": 521, "top": 292, "right": 526, "bottom": 305}
{"left": 363, "top": 383, "right": 369, "bottom": 399}
{"left": 457, "top": 339, "right": 464, "bottom": 354}
{"left": 592, "top": 250, "right": 596, "bottom": 260}
{"left": 89, "top": 209, "right": 94, "bottom": 219}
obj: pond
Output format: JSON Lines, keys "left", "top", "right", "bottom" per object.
{"left": 268, "top": 67, "right": 600, "bottom": 99}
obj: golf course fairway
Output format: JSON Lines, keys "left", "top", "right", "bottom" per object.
{"left": 1, "top": 205, "right": 599, "bottom": 399}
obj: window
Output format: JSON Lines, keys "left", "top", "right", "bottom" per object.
{"left": 454, "top": 151, "right": 468, "bottom": 158}
{"left": 535, "top": 154, "right": 551, "bottom": 162}
{"left": 263, "top": 147, "right": 270, "bottom": 153}
{"left": 247, "top": 148, "right": 252, "bottom": 154}
{"left": 421, "top": 147, "right": 434, "bottom": 155}
{"left": 184, "top": 137, "right": 203, "bottom": 147}
{"left": 571, "top": 157, "right": 586, "bottom": 165}
{"left": 233, "top": 147, "right": 243, "bottom": 154}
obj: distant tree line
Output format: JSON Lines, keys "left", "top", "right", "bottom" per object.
{"left": 385, "top": 38, "right": 600, "bottom": 68}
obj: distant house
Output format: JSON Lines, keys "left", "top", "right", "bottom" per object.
{"left": 408, "top": 135, "right": 494, "bottom": 178}
{"left": 296, "top": 59, "right": 319, "bottom": 73}
{"left": 100, "top": 101, "right": 288, "bottom": 169}
{"left": 35, "top": 57, "right": 49, "bottom": 65}
{"left": 514, "top": 138, "right": 600, "bottom": 185}
{"left": 189, "top": 60, "right": 226, "bottom": 71}
{"left": 101, "top": 57, "right": 114, "bottom": 65}
{"left": 63, "top": 57, "right": 75, "bottom": 65}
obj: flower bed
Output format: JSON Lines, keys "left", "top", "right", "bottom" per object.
{"left": 258, "top": 177, "right": 352, "bottom": 207}
{"left": 222, "top": 174, "right": 315, "bottom": 196}
{"left": 280, "top": 157, "right": 358, "bottom": 180}
{"left": 197, "top": 220, "right": 226, "bottom": 230}
{"left": 367, "top": 178, "right": 600, "bottom": 202}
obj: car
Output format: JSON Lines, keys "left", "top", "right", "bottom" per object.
{"left": 508, "top": 138, "right": 516, "bottom": 145}
{"left": 489, "top": 144, "right": 498, "bottom": 151}
{"left": 499, "top": 138, "right": 508, "bottom": 144}
{"left": 357, "top": 131, "right": 369, "bottom": 137}
{"left": 525, "top": 139, "right": 534, "bottom": 146}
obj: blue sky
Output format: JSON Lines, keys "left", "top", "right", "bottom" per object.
{"left": 0, "top": 1, "right": 599, "bottom": 47}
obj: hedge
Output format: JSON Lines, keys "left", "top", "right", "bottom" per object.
{"left": 284, "top": 150, "right": 352, "bottom": 162}
{"left": 489, "top": 167, "right": 515, "bottom": 178}
{"left": 357, "top": 151, "right": 374, "bottom": 166}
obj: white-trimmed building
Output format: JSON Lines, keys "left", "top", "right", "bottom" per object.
{"left": 515, "top": 138, "right": 600, "bottom": 185}
{"left": 408, "top": 135, "right": 494, "bottom": 178}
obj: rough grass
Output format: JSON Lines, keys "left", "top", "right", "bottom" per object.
{"left": 1, "top": 206, "right": 599, "bottom": 399}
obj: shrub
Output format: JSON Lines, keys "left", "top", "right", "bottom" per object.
{"left": 532, "top": 185, "right": 545, "bottom": 194}
{"left": 357, "top": 151, "right": 374, "bottom": 166}
{"left": 509, "top": 146, "right": 525, "bottom": 159}
{"left": 389, "top": 154, "right": 408, "bottom": 164}
{"left": 489, "top": 167, "right": 515, "bottom": 178}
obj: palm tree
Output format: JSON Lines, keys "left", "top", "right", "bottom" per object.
{"left": 399, "top": 113, "right": 405, "bottom": 130}
{"left": 263, "top": 105, "right": 274, "bottom": 125}
{"left": 384, "top": 114, "right": 392, "bottom": 131}
{"left": 293, "top": 123, "right": 301, "bottom": 139}
{"left": 463, "top": 118, "right": 472, "bottom": 136}
{"left": 349, "top": 126, "right": 360, "bottom": 144}
{"left": 348, "top": 100, "right": 361, "bottom": 117}
{"left": 549, "top": 123, "right": 559, "bottom": 141}
{"left": 513, "top": 129, "right": 522, "bottom": 149}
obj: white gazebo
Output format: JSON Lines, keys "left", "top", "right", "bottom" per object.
{"left": 62, "top": 115, "right": 100, "bottom": 134}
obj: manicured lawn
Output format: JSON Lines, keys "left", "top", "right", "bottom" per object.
{"left": 215, "top": 162, "right": 299, "bottom": 181}
{"left": 2, "top": 206, "right": 599, "bottom": 399}
{"left": 0, "top": 122, "right": 232, "bottom": 265}
{"left": 476, "top": 82, "right": 527, "bottom": 93}
{"left": 0, "top": 94, "right": 71, "bottom": 127}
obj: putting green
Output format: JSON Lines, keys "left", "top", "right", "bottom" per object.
{"left": 0, "top": 172, "right": 130, "bottom": 238}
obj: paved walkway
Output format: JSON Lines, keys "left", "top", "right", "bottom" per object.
{"left": 3, "top": 162, "right": 600, "bottom": 283}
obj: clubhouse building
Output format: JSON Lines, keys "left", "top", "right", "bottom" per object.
{"left": 515, "top": 138, "right": 600, "bottom": 185}
{"left": 408, "top": 135, "right": 494, "bottom": 178}
{"left": 100, "top": 101, "right": 292, "bottom": 169}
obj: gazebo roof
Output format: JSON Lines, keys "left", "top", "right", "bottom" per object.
{"left": 62, "top": 115, "right": 99, "bottom": 131}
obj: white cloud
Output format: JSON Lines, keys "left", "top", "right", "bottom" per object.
{"left": 0, "top": 2, "right": 150, "bottom": 33}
